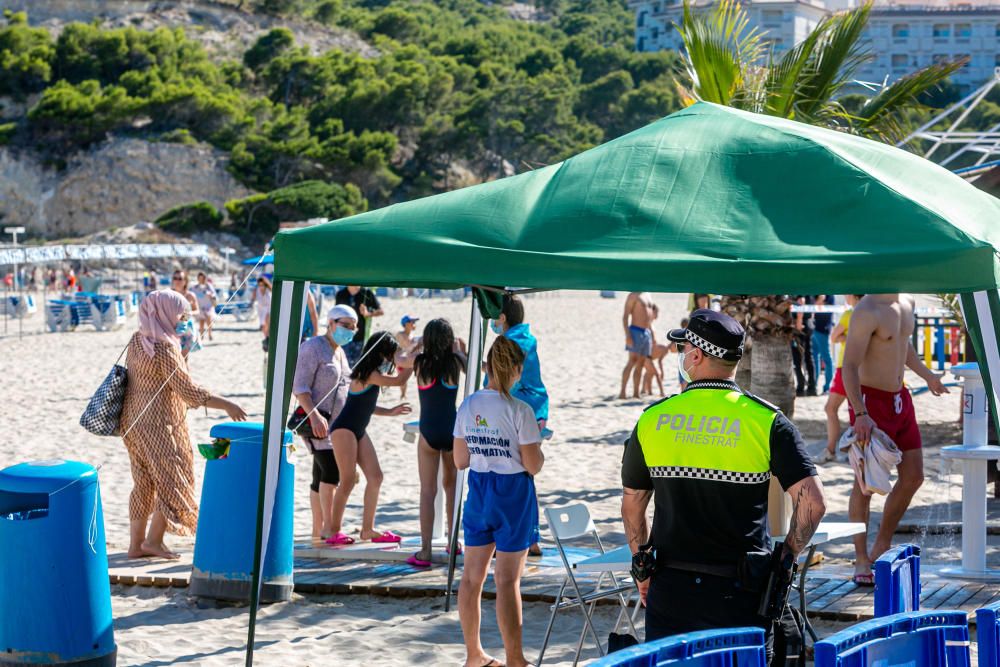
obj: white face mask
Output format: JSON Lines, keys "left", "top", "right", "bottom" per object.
{"left": 677, "top": 349, "right": 693, "bottom": 383}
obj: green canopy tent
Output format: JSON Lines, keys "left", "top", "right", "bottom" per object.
{"left": 244, "top": 102, "right": 1000, "bottom": 664}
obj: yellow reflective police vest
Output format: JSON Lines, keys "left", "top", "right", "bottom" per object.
{"left": 636, "top": 383, "right": 776, "bottom": 483}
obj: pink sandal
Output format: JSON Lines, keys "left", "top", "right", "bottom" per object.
{"left": 325, "top": 532, "right": 355, "bottom": 546}
{"left": 371, "top": 530, "right": 402, "bottom": 544}
{"left": 406, "top": 554, "right": 432, "bottom": 568}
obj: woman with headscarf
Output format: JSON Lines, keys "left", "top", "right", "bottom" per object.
{"left": 120, "top": 290, "right": 247, "bottom": 559}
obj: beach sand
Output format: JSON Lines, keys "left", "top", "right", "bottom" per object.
{"left": 1, "top": 290, "right": 989, "bottom": 665}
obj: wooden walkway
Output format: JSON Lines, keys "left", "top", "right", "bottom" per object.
{"left": 106, "top": 549, "right": 1000, "bottom": 623}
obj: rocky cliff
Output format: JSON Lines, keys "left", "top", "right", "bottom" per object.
{"left": 6, "top": 0, "right": 377, "bottom": 60}
{"left": 0, "top": 138, "right": 253, "bottom": 238}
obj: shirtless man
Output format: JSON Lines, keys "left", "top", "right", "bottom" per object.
{"left": 842, "top": 294, "right": 948, "bottom": 584}
{"left": 619, "top": 292, "right": 656, "bottom": 399}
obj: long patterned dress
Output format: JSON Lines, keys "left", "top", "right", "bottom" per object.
{"left": 120, "top": 332, "right": 211, "bottom": 535}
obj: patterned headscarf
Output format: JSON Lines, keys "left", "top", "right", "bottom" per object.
{"left": 138, "top": 290, "right": 190, "bottom": 358}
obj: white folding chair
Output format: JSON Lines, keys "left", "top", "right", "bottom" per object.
{"left": 539, "top": 504, "right": 639, "bottom": 666}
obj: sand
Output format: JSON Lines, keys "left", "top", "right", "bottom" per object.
{"left": 0, "top": 289, "right": 988, "bottom": 665}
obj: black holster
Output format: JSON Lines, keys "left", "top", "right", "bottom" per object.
{"left": 737, "top": 550, "right": 773, "bottom": 593}
{"left": 757, "top": 549, "right": 797, "bottom": 621}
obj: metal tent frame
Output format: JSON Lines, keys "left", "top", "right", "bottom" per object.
{"left": 900, "top": 68, "right": 1000, "bottom": 180}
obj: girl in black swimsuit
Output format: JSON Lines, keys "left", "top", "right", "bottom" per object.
{"left": 408, "top": 319, "right": 468, "bottom": 568}
{"left": 327, "top": 331, "right": 413, "bottom": 546}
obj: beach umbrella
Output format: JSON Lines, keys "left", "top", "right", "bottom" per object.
{"left": 242, "top": 254, "right": 273, "bottom": 266}
{"left": 244, "top": 102, "right": 1000, "bottom": 664}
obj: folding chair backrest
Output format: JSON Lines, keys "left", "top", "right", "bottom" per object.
{"left": 814, "top": 610, "right": 969, "bottom": 667}
{"left": 874, "top": 544, "right": 920, "bottom": 617}
{"left": 589, "top": 627, "right": 766, "bottom": 667}
{"left": 545, "top": 504, "right": 597, "bottom": 542}
{"left": 976, "top": 602, "right": 1000, "bottom": 667}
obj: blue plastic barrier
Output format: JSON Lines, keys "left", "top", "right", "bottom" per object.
{"left": 814, "top": 611, "right": 969, "bottom": 667}
{"left": 0, "top": 460, "right": 116, "bottom": 666}
{"left": 976, "top": 602, "right": 1000, "bottom": 667}
{"left": 189, "top": 422, "right": 295, "bottom": 603}
{"left": 589, "top": 628, "right": 766, "bottom": 667}
{"left": 874, "top": 544, "right": 921, "bottom": 617}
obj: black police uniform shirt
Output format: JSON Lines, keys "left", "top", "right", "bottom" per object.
{"left": 621, "top": 379, "right": 817, "bottom": 566}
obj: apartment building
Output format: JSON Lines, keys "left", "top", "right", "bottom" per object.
{"left": 859, "top": 4, "right": 1000, "bottom": 89}
{"left": 629, "top": 0, "right": 1000, "bottom": 90}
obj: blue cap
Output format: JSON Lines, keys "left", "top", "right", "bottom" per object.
{"left": 401, "top": 315, "right": 419, "bottom": 326}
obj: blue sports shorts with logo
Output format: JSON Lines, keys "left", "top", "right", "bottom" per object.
{"left": 463, "top": 470, "right": 538, "bottom": 552}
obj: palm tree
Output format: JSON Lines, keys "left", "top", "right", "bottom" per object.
{"left": 676, "top": 0, "right": 964, "bottom": 143}
{"left": 677, "top": 0, "right": 964, "bottom": 414}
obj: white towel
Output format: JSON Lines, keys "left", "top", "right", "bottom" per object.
{"left": 838, "top": 426, "right": 902, "bottom": 496}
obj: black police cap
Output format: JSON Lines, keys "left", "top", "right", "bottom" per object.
{"left": 666, "top": 309, "right": 745, "bottom": 362}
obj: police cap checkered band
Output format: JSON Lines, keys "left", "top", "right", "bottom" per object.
{"left": 666, "top": 308, "right": 744, "bottom": 361}
{"left": 685, "top": 329, "right": 727, "bottom": 359}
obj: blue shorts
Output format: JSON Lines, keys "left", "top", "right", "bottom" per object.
{"left": 464, "top": 471, "right": 538, "bottom": 553}
{"left": 627, "top": 325, "right": 652, "bottom": 357}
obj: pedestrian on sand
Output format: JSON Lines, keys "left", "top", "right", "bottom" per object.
{"left": 120, "top": 290, "right": 246, "bottom": 560}
{"left": 326, "top": 331, "right": 412, "bottom": 546}
{"left": 842, "top": 294, "right": 948, "bottom": 585}
{"left": 456, "top": 336, "right": 544, "bottom": 667}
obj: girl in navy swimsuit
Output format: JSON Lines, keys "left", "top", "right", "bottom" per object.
{"left": 407, "top": 319, "right": 468, "bottom": 568}
{"left": 327, "top": 331, "right": 412, "bottom": 546}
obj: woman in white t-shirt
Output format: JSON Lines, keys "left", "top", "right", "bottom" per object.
{"left": 190, "top": 272, "right": 218, "bottom": 341}
{"left": 453, "top": 336, "right": 543, "bottom": 667}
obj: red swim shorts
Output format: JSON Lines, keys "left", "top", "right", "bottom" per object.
{"left": 829, "top": 368, "right": 846, "bottom": 397}
{"left": 849, "top": 385, "right": 922, "bottom": 451}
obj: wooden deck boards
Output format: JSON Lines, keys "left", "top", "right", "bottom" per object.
{"left": 106, "top": 551, "right": 1000, "bottom": 623}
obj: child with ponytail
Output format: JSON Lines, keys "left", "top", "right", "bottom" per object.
{"left": 454, "top": 336, "right": 544, "bottom": 667}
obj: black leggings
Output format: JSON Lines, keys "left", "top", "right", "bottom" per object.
{"left": 310, "top": 447, "right": 340, "bottom": 492}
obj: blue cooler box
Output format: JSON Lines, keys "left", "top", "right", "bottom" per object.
{"left": 0, "top": 460, "right": 116, "bottom": 666}
{"left": 190, "top": 422, "right": 294, "bottom": 603}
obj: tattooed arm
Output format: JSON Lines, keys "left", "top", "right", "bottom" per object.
{"left": 781, "top": 475, "right": 827, "bottom": 557}
{"left": 622, "top": 486, "right": 653, "bottom": 605}
{"left": 622, "top": 487, "right": 653, "bottom": 555}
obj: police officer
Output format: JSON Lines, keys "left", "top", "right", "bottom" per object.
{"left": 621, "top": 309, "right": 826, "bottom": 645}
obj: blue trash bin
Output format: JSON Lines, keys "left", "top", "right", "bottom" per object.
{"left": 190, "top": 422, "right": 294, "bottom": 603}
{"left": 0, "top": 460, "right": 116, "bottom": 666}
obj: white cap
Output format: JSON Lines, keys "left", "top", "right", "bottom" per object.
{"left": 328, "top": 304, "right": 358, "bottom": 322}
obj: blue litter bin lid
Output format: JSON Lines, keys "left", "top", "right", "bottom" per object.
{"left": 210, "top": 421, "right": 292, "bottom": 445}
{"left": 0, "top": 460, "right": 97, "bottom": 494}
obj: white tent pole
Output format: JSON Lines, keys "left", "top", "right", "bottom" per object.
{"left": 260, "top": 284, "right": 296, "bottom": 580}
{"left": 246, "top": 279, "right": 302, "bottom": 667}
{"left": 972, "top": 291, "right": 1000, "bottom": 412}
{"left": 445, "top": 291, "right": 484, "bottom": 611}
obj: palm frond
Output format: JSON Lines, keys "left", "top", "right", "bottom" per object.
{"left": 763, "top": 27, "right": 824, "bottom": 118}
{"left": 847, "top": 58, "right": 966, "bottom": 142}
{"left": 676, "top": 0, "right": 763, "bottom": 107}
{"left": 793, "top": 2, "right": 873, "bottom": 120}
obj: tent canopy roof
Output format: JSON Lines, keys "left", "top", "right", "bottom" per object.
{"left": 273, "top": 103, "right": 1000, "bottom": 294}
